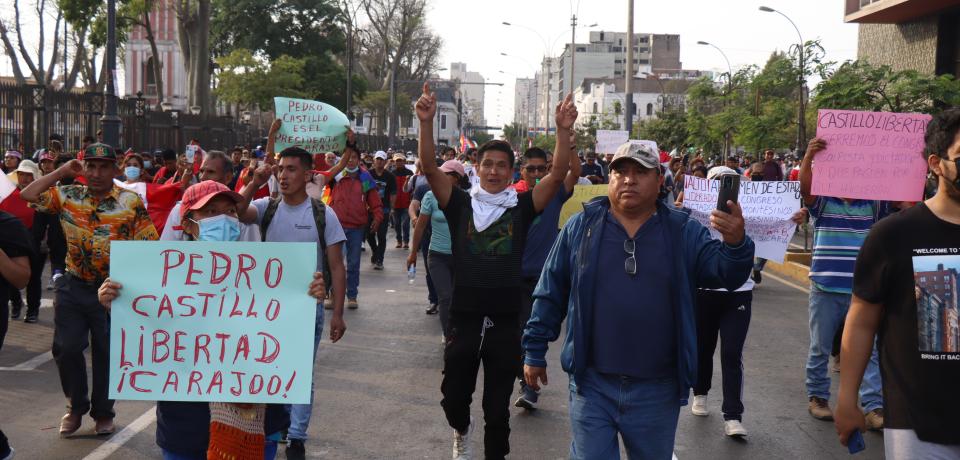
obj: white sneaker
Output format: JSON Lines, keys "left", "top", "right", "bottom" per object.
{"left": 691, "top": 395, "right": 709, "bottom": 416}
{"left": 724, "top": 420, "right": 748, "bottom": 437}
{"left": 452, "top": 415, "right": 474, "bottom": 459}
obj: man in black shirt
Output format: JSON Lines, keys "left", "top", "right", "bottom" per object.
{"left": 367, "top": 151, "right": 397, "bottom": 270}
{"left": 416, "top": 82, "right": 578, "bottom": 459}
{"left": 580, "top": 152, "right": 606, "bottom": 184}
{"left": 0, "top": 210, "right": 31, "bottom": 460}
{"left": 835, "top": 108, "right": 960, "bottom": 456}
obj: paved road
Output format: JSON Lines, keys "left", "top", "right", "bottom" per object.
{"left": 1, "top": 246, "right": 885, "bottom": 459}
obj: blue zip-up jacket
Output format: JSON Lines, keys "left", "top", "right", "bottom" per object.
{"left": 522, "top": 197, "right": 754, "bottom": 402}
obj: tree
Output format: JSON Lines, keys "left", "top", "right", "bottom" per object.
{"left": 813, "top": 60, "right": 960, "bottom": 114}
{"left": 356, "top": 90, "right": 391, "bottom": 135}
{"left": 636, "top": 110, "right": 688, "bottom": 152}
{"left": 119, "top": 0, "right": 166, "bottom": 108}
{"left": 214, "top": 49, "right": 307, "bottom": 112}
{"left": 0, "top": 0, "right": 64, "bottom": 87}
{"left": 209, "top": 0, "right": 362, "bottom": 108}
{"left": 172, "top": 0, "right": 213, "bottom": 114}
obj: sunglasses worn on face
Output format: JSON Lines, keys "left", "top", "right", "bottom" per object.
{"left": 624, "top": 239, "right": 636, "bottom": 276}
{"left": 524, "top": 165, "right": 547, "bottom": 173}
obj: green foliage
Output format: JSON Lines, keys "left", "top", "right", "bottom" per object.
{"left": 214, "top": 49, "right": 307, "bottom": 110}
{"left": 813, "top": 60, "right": 960, "bottom": 114}
{"left": 636, "top": 110, "right": 688, "bottom": 152}
{"left": 209, "top": 0, "right": 364, "bottom": 107}
{"left": 473, "top": 132, "right": 494, "bottom": 145}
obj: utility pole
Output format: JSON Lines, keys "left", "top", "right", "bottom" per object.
{"left": 544, "top": 58, "right": 551, "bottom": 137}
{"left": 624, "top": 0, "right": 634, "bottom": 135}
{"left": 345, "top": 20, "right": 354, "bottom": 118}
{"left": 101, "top": 0, "right": 121, "bottom": 148}
{"left": 569, "top": 14, "right": 577, "bottom": 95}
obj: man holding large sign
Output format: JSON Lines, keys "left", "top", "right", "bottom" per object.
{"left": 799, "top": 136, "right": 896, "bottom": 430}
{"left": 99, "top": 181, "right": 330, "bottom": 459}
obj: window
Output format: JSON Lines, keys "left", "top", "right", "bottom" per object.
{"left": 592, "top": 102, "right": 598, "bottom": 113}
{"left": 576, "top": 47, "right": 586, "bottom": 52}
{"left": 144, "top": 56, "right": 158, "bottom": 96}
{"left": 639, "top": 37, "right": 649, "bottom": 43}
{"left": 355, "top": 115, "right": 363, "bottom": 127}
{"left": 639, "top": 48, "right": 649, "bottom": 53}
{"left": 440, "top": 114, "right": 447, "bottom": 130}
{"left": 639, "top": 59, "right": 649, "bottom": 64}
{"left": 646, "top": 103, "right": 653, "bottom": 116}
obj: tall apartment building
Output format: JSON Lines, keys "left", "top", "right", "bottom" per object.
{"left": 513, "top": 78, "right": 536, "bottom": 133}
{"left": 845, "top": 0, "right": 960, "bottom": 77}
{"left": 915, "top": 263, "right": 960, "bottom": 352}
{"left": 450, "top": 62, "right": 486, "bottom": 129}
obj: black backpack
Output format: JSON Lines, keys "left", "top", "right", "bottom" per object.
{"left": 260, "top": 197, "right": 331, "bottom": 287}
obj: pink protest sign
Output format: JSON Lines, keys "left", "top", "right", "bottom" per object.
{"left": 812, "top": 109, "right": 931, "bottom": 202}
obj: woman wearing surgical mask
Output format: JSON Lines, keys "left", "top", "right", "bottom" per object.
{"left": 96, "top": 181, "right": 327, "bottom": 460}
{"left": 122, "top": 153, "right": 151, "bottom": 184}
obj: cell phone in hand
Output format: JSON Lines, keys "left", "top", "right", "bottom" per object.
{"left": 848, "top": 430, "right": 865, "bottom": 454}
{"left": 185, "top": 145, "right": 198, "bottom": 164}
{"left": 716, "top": 174, "right": 741, "bottom": 213}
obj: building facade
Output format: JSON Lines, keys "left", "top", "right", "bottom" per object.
{"left": 846, "top": 0, "right": 960, "bottom": 77}
{"left": 572, "top": 77, "right": 694, "bottom": 131}
{"left": 123, "top": 0, "right": 188, "bottom": 110}
{"left": 915, "top": 263, "right": 960, "bottom": 352}
{"left": 557, "top": 32, "right": 683, "bottom": 95}
{"left": 450, "top": 62, "right": 486, "bottom": 129}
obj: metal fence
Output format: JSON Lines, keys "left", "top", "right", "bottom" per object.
{"left": 0, "top": 81, "right": 411, "bottom": 155}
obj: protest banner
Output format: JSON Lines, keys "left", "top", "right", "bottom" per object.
{"left": 558, "top": 185, "right": 607, "bottom": 229}
{"left": 274, "top": 97, "right": 351, "bottom": 153}
{"left": 108, "top": 241, "right": 317, "bottom": 404}
{"left": 595, "top": 130, "right": 629, "bottom": 154}
{"left": 812, "top": 109, "right": 931, "bottom": 201}
{"left": 683, "top": 176, "right": 801, "bottom": 263}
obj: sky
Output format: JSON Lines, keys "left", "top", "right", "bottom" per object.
{"left": 428, "top": 0, "right": 861, "bottom": 133}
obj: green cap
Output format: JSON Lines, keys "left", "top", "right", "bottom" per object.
{"left": 82, "top": 143, "right": 117, "bottom": 161}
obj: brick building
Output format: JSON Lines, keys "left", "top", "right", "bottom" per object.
{"left": 915, "top": 263, "right": 960, "bottom": 352}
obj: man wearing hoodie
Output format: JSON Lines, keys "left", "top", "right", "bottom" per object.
{"left": 522, "top": 142, "right": 753, "bottom": 459}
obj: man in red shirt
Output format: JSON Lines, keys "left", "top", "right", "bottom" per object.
{"left": 392, "top": 153, "right": 414, "bottom": 248}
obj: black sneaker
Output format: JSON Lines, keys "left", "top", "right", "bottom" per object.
{"left": 752, "top": 269, "right": 762, "bottom": 284}
{"left": 9, "top": 306, "right": 20, "bottom": 320}
{"left": 425, "top": 304, "right": 439, "bottom": 315}
{"left": 286, "top": 438, "right": 306, "bottom": 460}
{"left": 24, "top": 312, "right": 38, "bottom": 323}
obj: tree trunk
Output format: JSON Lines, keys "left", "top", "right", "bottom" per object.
{"left": 142, "top": 11, "right": 166, "bottom": 109}
{"left": 0, "top": 21, "right": 27, "bottom": 85}
{"left": 13, "top": 0, "right": 41, "bottom": 83}
{"left": 44, "top": 10, "right": 63, "bottom": 87}
{"left": 175, "top": 0, "right": 212, "bottom": 115}
{"left": 62, "top": 26, "right": 88, "bottom": 90}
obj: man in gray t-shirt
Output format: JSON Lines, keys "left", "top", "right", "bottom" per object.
{"left": 238, "top": 146, "right": 348, "bottom": 459}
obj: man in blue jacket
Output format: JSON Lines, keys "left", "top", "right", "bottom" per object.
{"left": 522, "top": 142, "right": 754, "bottom": 459}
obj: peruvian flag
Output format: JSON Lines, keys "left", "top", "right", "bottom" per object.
{"left": 114, "top": 179, "right": 184, "bottom": 233}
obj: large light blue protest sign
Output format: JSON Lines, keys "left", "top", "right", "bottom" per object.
{"left": 109, "top": 241, "right": 317, "bottom": 403}
{"left": 274, "top": 97, "right": 350, "bottom": 153}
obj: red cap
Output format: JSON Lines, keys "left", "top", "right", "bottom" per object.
{"left": 181, "top": 180, "right": 244, "bottom": 219}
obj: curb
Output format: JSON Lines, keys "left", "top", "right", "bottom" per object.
{"left": 765, "top": 255, "right": 811, "bottom": 286}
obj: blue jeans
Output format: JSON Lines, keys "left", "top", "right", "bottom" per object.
{"left": 163, "top": 439, "right": 278, "bottom": 460}
{"left": 805, "top": 288, "right": 883, "bottom": 411}
{"left": 569, "top": 368, "right": 680, "bottom": 460}
{"left": 392, "top": 208, "right": 410, "bottom": 243}
{"left": 288, "top": 305, "right": 323, "bottom": 440}
{"left": 343, "top": 228, "right": 365, "bottom": 299}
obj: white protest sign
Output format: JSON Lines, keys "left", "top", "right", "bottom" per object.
{"left": 0, "top": 173, "right": 15, "bottom": 202}
{"left": 683, "top": 176, "right": 801, "bottom": 263}
{"left": 595, "top": 130, "right": 629, "bottom": 154}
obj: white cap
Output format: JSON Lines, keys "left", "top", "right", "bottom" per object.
{"left": 707, "top": 166, "right": 737, "bottom": 180}
{"left": 374, "top": 151, "right": 388, "bottom": 160}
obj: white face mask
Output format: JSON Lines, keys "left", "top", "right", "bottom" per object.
{"left": 345, "top": 166, "right": 359, "bottom": 174}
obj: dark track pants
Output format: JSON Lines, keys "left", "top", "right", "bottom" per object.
{"left": 441, "top": 312, "right": 520, "bottom": 459}
{"left": 693, "top": 289, "right": 752, "bottom": 421}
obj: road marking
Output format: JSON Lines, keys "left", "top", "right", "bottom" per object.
{"left": 81, "top": 406, "right": 156, "bottom": 460}
{"left": 764, "top": 271, "right": 811, "bottom": 294}
{"left": 0, "top": 351, "right": 53, "bottom": 371}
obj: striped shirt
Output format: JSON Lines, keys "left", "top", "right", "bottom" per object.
{"left": 808, "top": 197, "right": 889, "bottom": 293}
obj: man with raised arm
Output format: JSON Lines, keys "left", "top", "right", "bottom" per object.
{"left": 416, "top": 82, "right": 577, "bottom": 460}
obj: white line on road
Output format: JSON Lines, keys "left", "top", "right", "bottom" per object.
{"left": 0, "top": 351, "right": 53, "bottom": 371}
{"left": 81, "top": 406, "right": 156, "bottom": 460}
{"left": 764, "top": 271, "right": 811, "bottom": 294}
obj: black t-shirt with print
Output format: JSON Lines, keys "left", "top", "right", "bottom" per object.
{"left": 370, "top": 169, "right": 396, "bottom": 209}
{"left": 853, "top": 203, "right": 960, "bottom": 445}
{"left": 0, "top": 211, "right": 33, "bottom": 313}
{"left": 442, "top": 189, "right": 537, "bottom": 315}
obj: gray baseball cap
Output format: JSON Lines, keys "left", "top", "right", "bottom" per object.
{"left": 610, "top": 142, "right": 660, "bottom": 170}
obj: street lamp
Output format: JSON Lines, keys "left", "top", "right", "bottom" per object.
{"left": 759, "top": 5, "right": 806, "bottom": 155}
{"left": 697, "top": 40, "right": 733, "bottom": 155}
{"left": 641, "top": 72, "right": 667, "bottom": 113}
{"left": 100, "top": 0, "right": 121, "bottom": 148}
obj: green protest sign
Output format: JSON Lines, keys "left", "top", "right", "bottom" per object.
{"left": 274, "top": 97, "right": 350, "bottom": 153}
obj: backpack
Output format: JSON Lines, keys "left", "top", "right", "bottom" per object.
{"left": 260, "top": 197, "right": 331, "bottom": 288}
